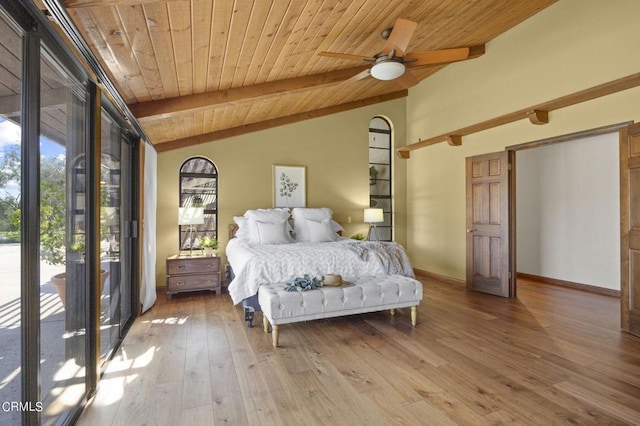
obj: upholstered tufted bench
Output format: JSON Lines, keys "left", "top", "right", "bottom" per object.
{"left": 258, "top": 274, "right": 423, "bottom": 347}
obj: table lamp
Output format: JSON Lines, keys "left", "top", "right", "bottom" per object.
{"left": 178, "top": 207, "right": 204, "bottom": 256}
{"left": 364, "top": 208, "right": 384, "bottom": 241}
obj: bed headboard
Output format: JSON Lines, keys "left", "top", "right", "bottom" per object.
{"left": 229, "top": 223, "right": 239, "bottom": 240}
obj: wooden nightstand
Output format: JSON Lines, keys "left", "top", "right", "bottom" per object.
{"left": 166, "top": 255, "right": 221, "bottom": 299}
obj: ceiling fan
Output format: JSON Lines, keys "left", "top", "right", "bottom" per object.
{"left": 318, "top": 18, "right": 485, "bottom": 87}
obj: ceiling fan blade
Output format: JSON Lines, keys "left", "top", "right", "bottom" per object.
{"left": 342, "top": 69, "right": 371, "bottom": 84}
{"left": 405, "top": 45, "right": 485, "bottom": 67}
{"left": 394, "top": 70, "right": 420, "bottom": 89}
{"left": 382, "top": 18, "right": 417, "bottom": 56}
{"left": 318, "top": 51, "right": 371, "bottom": 62}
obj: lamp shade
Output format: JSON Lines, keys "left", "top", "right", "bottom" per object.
{"left": 364, "top": 208, "right": 384, "bottom": 223}
{"left": 370, "top": 60, "right": 405, "bottom": 80}
{"left": 178, "top": 207, "right": 204, "bottom": 225}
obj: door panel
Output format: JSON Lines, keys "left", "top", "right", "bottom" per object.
{"left": 466, "top": 151, "right": 514, "bottom": 297}
{"left": 621, "top": 122, "right": 640, "bottom": 336}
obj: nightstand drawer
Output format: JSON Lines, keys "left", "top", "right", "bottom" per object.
{"left": 166, "top": 255, "right": 222, "bottom": 298}
{"left": 167, "top": 274, "right": 220, "bottom": 291}
{"left": 167, "top": 257, "right": 220, "bottom": 275}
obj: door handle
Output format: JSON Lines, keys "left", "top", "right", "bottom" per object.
{"left": 466, "top": 229, "right": 475, "bottom": 233}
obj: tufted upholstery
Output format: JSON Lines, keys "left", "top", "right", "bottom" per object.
{"left": 259, "top": 275, "right": 423, "bottom": 346}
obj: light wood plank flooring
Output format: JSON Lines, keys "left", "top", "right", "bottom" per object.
{"left": 78, "top": 276, "right": 640, "bottom": 425}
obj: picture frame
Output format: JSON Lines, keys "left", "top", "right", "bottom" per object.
{"left": 273, "top": 165, "right": 306, "bottom": 208}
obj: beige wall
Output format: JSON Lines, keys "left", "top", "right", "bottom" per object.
{"left": 155, "top": 98, "right": 408, "bottom": 285}
{"left": 405, "top": 0, "right": 640, "bottom": 280}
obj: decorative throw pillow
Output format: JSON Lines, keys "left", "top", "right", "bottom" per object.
{"left": 306, "top": 218, "right": 338, "bottom": 242}
{"left": 243, "top": 208, "right": 291, "bottom": 243}
{"left": 255, "top": 220, "right": 291, "bottom": 244}
{"left": 292, "top": 207, "right": 333, "bottom": 242}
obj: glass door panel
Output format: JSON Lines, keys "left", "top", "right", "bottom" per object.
{"left": 100, "top": 111, "right": 121, "bottom": 361}
{"left": 0, "top": 11, "right": 23, "bottom": 426}
{"left": 39, "top": 46, "right": 88, "bottom": 423}
{"left": 119, "top": 141, "right": 133, "bottom": 328}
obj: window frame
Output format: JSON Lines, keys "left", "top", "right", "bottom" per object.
{"left": 178, "top": 156, "right": 218, "bottom": 252}
{"left": 369, "top": 117, "right": 393, "bottom": 241}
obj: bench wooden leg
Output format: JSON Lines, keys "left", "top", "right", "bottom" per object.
{"left": 390, "top": 308, "right": 396, "bottom": 315}
{"left": 272, "top": 325, "right": 280, "bottom": 347}
{"left": 411, "top": 306, "right": 417, "bottom": 326}
{"left": 263, "top": 315, "right": 270, "bottom": 333}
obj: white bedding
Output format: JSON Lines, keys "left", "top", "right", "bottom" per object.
{"left": 226, "top": 237, "right": 415, "bottom": 304}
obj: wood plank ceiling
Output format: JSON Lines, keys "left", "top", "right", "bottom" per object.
{"left": 58, "top": 0, "right": 558, "bottom": 151}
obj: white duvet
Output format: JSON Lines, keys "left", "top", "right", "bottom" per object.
{"left": 226, "top": 237, "right": 415, "bottom": 304}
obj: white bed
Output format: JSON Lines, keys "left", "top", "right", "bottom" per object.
{"left": 225, "top": 207, "right": 415, "bottom": 305}
{"left": 226, "top": 237, "right": 415, "bottom": 304}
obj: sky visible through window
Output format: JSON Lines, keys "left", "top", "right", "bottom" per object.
{"left": 0, "top": 117, "right": 65, "bottom": 196}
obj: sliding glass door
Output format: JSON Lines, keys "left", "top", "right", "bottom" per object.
{"left": 39, "top": 45, "right": 88, "bottom": 424}
{"left": 0, "top": 11, "right": 24, "bottom": 426}
{"left": 0, "top": 3, "right": 140, "bottom": 424}
{"left": 100, "top": 108, "right": 135, "bottom": 364}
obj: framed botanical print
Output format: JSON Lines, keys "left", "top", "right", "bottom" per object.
{"left": 273, "top": 165, "right": 306, "bottom": 208}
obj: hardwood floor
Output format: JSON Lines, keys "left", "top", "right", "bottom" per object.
{"left": 78, "top": 277, "right": 640, "bottom": 425}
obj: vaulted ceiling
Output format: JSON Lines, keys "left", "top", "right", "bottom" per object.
{"left": 53, "top": 0, "right": 557, "bottom": 151}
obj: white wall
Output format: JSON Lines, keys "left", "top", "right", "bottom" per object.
{"left": 516, "top": 133, "right": 620, "bottom": 289}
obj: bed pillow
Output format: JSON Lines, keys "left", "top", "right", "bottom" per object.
{"left": 255, "top": 220, "right": 292, "bottom": 244}
{"left": 244, "top": 208, "right": 293, "bottom": 243}
{"left": 243, "top": 208, "right": 292, "bottom": 243}
{"left": 292, "top": 207, "right": 333, "bottom": 242}
{"left": 233, "top": 216, "right": 251, "bottom": 240}
{"left": 306, "top": 218, "right": 338, "bottom": 242}
{"left": 244, "top": 208, "right": 290, "bottom": 222}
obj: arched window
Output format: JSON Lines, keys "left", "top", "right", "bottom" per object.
{"left": 369, "top": 117, "right": 392, "bottom": 241}
{"left": 179, "top": 157, "right": 218, "bottom": 251}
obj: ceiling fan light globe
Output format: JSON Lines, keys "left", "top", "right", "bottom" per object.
{"left": 370, "top": 61, "right": 405, "bottom": 80}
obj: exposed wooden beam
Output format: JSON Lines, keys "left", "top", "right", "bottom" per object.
{"left": 0, "top": 88, "right": 67, "bottom": 117}
{"left": 527, "top": 109, "right": 549, "bottom": 125}
{"left": 154, "top": 91, "right": 408, "bottom": 152}
{"left": 129, "top": 67, "right": 369, "bottom": 121}
{"left": 397, "top": 72, "right": 640, "bottom": 158}
{"left": 447, "top": 135, "right": 462, "bottom": 146}
{"left": 61, "top": 0, "right": 165, "bottom": 8}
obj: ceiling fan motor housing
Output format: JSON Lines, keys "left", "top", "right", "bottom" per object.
{"left": 370, "top": 59, "right": 405, "bottom": 80}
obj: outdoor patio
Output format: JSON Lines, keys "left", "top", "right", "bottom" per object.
{"left": 0, "top": 243, "right": 114, "bottom": 424}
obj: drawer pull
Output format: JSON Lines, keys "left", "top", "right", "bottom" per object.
{"left": 176, "top": 281, "right": 185, "bottom": 286}
{"left": 176, "top": 265, "right": 185, "bottom": 270}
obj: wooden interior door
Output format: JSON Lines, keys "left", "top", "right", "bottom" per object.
{"left": 466, "top": 151, "right": 514, "bottom": 297}
{"left": 620, "top": 122, "right": 640, "bottom": 336}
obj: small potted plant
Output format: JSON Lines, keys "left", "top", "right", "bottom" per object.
{"left": 70, "top": 240, "right": 86, "bottom": 261}
{"left": 369, "top": 166, "right": 379, "bottom": 185}
{"left": 200, "top": 236, "right": 218, "bottom": 257}
{"left": 50, "top": 239, "right": 109, "bottom": 308}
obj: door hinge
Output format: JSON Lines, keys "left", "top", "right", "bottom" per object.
{"left": 508, "top": 163, "right": 512, "bottom": 171}
{"left": 509, "top": 271, "right": 512, "bottom": 280}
